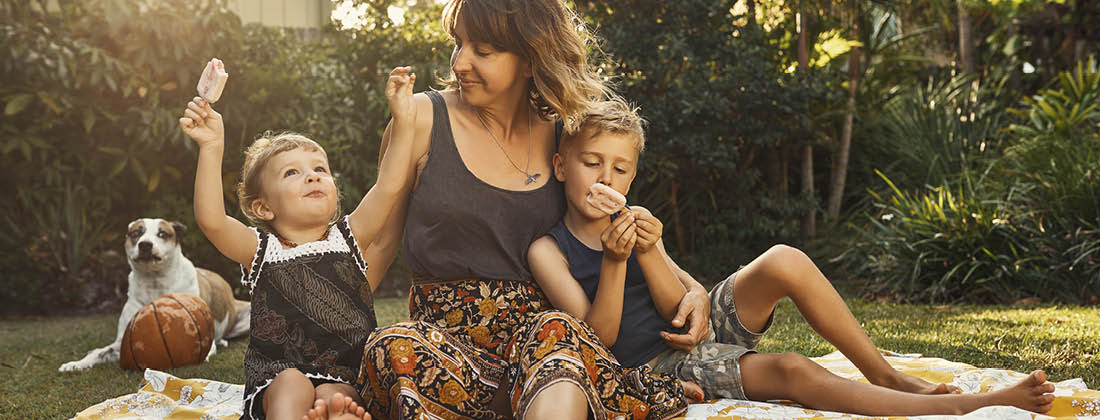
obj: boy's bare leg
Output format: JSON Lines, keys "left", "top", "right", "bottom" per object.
{"left": 525, "top": 382, "right": 589, "bottom": 420}
{"left": 264, "top": 369, "right": 317, "bottom": 420}
{"left": 732, "top": 245, "right": 955, "bottom": 394}
{"left": 740, "top": 352, "right": 1055, "bottom": 416}
{"left": 302, "top": 391, "right": 371, "bottom": 420}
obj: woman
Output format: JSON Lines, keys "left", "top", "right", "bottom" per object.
{"left": 356, "top": 1, "right": 712, "bottom": 419}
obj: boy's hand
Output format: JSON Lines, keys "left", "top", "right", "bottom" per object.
{"left": 601, "top": 212, "right": 637, "bottom": 261}
{"left": 629, "top": 206, "right": 663, "bottom": 253}
{"left": 385, "top": 66, "right": 416, "bottom": 122}
{"left": 179, "top": 97, "right": 224, "bottom": 147}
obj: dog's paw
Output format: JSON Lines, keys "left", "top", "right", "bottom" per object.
{"left": 217, "top": 339, "right": 228, "bottom": 348}
{"left": 59, "top": 361, "right": 88, "bottom": 372}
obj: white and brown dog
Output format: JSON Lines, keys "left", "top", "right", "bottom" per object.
{"left": 59, "top": 218, "right": 250, "bottom": 371}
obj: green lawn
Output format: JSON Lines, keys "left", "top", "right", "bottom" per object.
{"left": 1, "top": 297, "right": 1097, "bottom": 419}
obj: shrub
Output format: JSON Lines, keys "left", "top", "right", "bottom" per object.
{"left": 0, "top": 0, "right": 446, "bottom": 315}
{"left": 846, "top": 58, "right": 1100, "bottom": 304}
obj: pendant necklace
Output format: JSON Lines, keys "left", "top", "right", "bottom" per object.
{"left": 477, "top": 108, "right": 541, "bottom": 185}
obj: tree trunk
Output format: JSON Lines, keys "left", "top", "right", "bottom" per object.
{"left": 668, "top": 179, "right": 686, "bottom": 255}
{"left": 780, "top": 145, "right": 790, "bottom": 196}
{"left": 957, "top": 0, "right": 974, "bottom": 73}
{"left": 827, "top": 1, "right": 859, "bottom": 219}
{"left": 799, "top": 3, "right": 816, "bottom": 240}
{"left": 746, "top": 0, "right": 756, "bottom": 27}
{"left": 763, "top": 144, "right": 783, "bottom": 192}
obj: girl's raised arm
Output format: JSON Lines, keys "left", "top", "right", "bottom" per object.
{"left": 180, "top": 97, "right": 257, "bottom": 268}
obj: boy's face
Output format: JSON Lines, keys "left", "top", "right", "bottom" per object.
{"left": 554, "top": 131, "right": 640, "bottom": 220}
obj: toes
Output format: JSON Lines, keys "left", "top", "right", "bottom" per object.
{"left": 346, "top": 398, "right": 362, "bottom": 413}
{"left": 329, "top": 393, "right": 348, "bottom": 416}
{"left": 1036, "top": 403, "right": 1053, "bottom": 414}
{"left": 1029, "top": 370, "right": 1048, "bottom": 385}
{"left": 305, "top": 405, "right": 321, "bottom": 420}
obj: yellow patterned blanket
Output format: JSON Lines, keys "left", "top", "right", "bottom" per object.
{"left": 73, "top": 351, "right": 1100, "bottom": 420}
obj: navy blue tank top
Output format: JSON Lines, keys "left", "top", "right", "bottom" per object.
{"left": 547, "top": 221, "right": 683, "bottom": 367}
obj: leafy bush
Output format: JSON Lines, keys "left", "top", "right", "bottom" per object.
{"left": 0, "top": 0, "right": 446, "bottom": 315}
{"left": 582, "top": 0, "right": 832, "bottom": 279}
{"left": 845, "top": 58, "right": 1100, "bottom": 304}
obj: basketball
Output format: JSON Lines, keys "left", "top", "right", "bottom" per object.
{"left": 120, "top": 293, "right": 214, "bottom": 371}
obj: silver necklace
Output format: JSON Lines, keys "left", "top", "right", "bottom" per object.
{"left": 476, "top": 109, "right": 541, "bottom": 185}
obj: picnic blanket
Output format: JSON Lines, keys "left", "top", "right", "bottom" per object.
{"left": 72, "top": 351, "right": 1100, "bottom": 420}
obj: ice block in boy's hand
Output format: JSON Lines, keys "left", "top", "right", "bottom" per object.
{"left": 197, "top": 58, "right": 228, "bottom": 103}
{"left": 587, "top": 183, "right": 627, "bottom": 216}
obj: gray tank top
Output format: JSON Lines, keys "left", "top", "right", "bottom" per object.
{"left": 402, "top": 91, "right": 565, "bottom": 283}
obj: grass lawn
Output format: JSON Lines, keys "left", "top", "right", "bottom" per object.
{"left": 2, "top": 297, "right": 1098, "bottom": 419}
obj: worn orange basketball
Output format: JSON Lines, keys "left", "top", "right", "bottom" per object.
{"left": 120, "top": 293, "right": 214, "bottom": 371}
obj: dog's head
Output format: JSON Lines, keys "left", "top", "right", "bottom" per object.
{"left": 125, "top": 218, "right": 187, "bottom": 269}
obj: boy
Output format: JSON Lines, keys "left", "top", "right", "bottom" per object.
{"left": 527, "top": 99, "right": 1056, "bottom": 416}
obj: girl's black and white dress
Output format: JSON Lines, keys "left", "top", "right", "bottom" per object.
{"left": 239, "top": 215, "right": 377, "bottom": 420}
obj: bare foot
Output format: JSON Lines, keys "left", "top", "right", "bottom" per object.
{"left": 874, "top": 371, "right": 961, "bottom": 395}
{"left": 301, "top": 393, "right": 371, "bottom": 420}
{"left": 980, "top": 370, "right": 1056, "bottom": 414}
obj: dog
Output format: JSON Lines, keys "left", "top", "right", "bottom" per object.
{"left": 59, "top": 218, "right": 251, "bottom": 371}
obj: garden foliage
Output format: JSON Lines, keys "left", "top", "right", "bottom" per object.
{"left": 0, "top": 0, "right": 448, "bottom": 315}
{"left": 2, "top": 0, "right": 1098, "bottom": 314}
{"left": 848, "top": 58, "right": 1100, "bottom": 304}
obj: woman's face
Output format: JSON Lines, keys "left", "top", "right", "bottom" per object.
{"left": 450, "top": 18, "right": 532, "bottom": 107}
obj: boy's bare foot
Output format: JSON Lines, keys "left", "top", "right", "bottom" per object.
{"left": 874, "top": 371, "right": 961, "bottom": 395}
{"left": 979, "top": 370, "right": 1055, "bottom": 414}
{"left": 301, "top": 393, "right": 371, "bottom": 420}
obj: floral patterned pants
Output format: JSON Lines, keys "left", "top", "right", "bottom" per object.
{"left": 357, "top": 278, "right": 687, "bottom": 420}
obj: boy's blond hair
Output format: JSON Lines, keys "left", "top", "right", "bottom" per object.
{"left": 236, "top": 132, "right": 340, "bottom": 233}
{"left": 561, "top": 97, "right": 646, "bottom": 155}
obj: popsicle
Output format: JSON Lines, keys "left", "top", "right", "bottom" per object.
{"left": 587, "top": 183, "right": 627, "bottom": 216}
{"left": 197, "top": 58, "right": 228, "bottom": 103}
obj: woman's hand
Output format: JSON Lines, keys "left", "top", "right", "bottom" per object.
{"left": 680, "top": 380, "right": 705, "bottom": 403}
{"left": 660, "top": 285, "right": 711, "bottom": 351}
{"left": 385, "top": 66, "right": 417, "bottom": 122}
{"left": 179, "top": 97, "right": 224, "bottom": 148}
{"left": 601, "top": 212, "right": 637, "bottom": 262}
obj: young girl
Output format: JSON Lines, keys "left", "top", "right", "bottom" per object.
{"left": 179, "top": 67, "right": 417, "bottom": 420}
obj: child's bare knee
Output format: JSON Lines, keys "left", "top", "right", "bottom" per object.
{"left": 773, "top": 353, "right": 816, "bottom": 381}
{"left": 759, "top": 245, "right": 811, "bottom": 280}
{"left": 271, "top": 368, "right": 311, "bottom": 387}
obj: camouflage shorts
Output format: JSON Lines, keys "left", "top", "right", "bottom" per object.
{"left": 645, "top": 271, "right": 774, "bottom": 400}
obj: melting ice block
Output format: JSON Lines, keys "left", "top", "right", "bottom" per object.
{"left": 197, "top": 58, "right": 228, "bottom": 103}
{"left": 587, "top": 183, "right": 627, "bottom": 216}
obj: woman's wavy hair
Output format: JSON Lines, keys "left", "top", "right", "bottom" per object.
{"left": 441, "top": 0, "right": 613, "bottom": 133}
{"left": 236, "top": 131, "right": 341, "bottom": 233}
